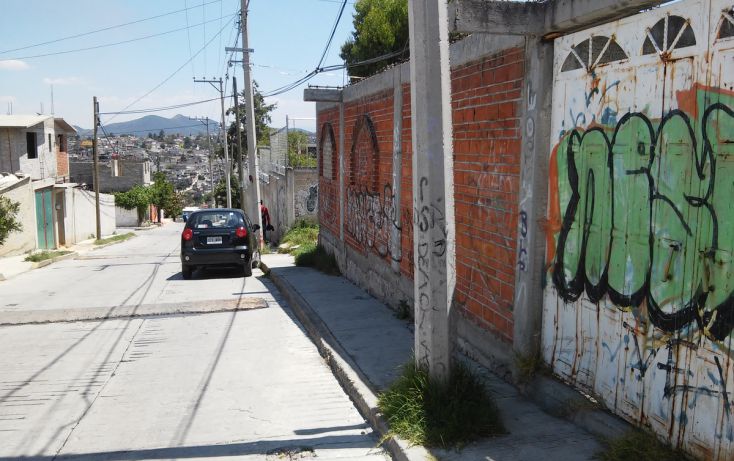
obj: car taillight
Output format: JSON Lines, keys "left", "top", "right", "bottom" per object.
{"left": 235, "top": 226, "right": 247, "bottom": 238}
{"left": 182, "top": 228, "right": 193, "bottom": 241}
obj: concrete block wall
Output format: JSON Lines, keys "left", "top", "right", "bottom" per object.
{"left": 1, "top": 120, "right": 58, "bottom": 180}
{"left": 293, "top": 168, "right": 318, "bottom": 220}
{"left": 315, "top": 34, "right": 527, "bottom": 362}
{"left": 70, "top": 160, "right": 149, "bottom": 193}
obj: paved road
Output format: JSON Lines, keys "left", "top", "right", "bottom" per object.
{"left": 0, "top": 224, "right": 388, "bottom": 460}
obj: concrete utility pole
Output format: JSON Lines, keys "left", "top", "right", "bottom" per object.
{"left": 194, "top": 77, "right": 231, "bottom": 208}
{"left": 92, "top": 96, "right": 101, "bottom": 240}
{"left": 232, "top": 77, "right": 246, "bottom": 209}
{"left": 239, "top": 1, "right": 263, "bottom": 239}
{"left": 408, "top": 0, "right": 456, "bottom": 382}
{"left": 190, "top": 116, "right": 215, "bottom": 207}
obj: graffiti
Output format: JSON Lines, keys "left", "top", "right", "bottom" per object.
{"left": 551, "top": 96, "right": 734, "bottom": 341}
{"left": 518, "top": 210, "right": 529, "bottom": 271}
{"left": 306, "top": 184, "right": 318, "bottom": 212}
{"left": 346, "top": 183, "right": 401, "bottom": 261}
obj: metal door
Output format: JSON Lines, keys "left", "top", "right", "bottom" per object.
{"left": 35, "top": 188, "right": 55, "bottom": 250}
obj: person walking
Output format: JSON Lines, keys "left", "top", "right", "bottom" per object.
{"left": 260, "top": 200, "right": 272, "bottom": 242}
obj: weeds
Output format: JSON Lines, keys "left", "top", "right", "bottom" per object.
{"left": 395, "top": 300, "right": 411, "bottom": 320}
{"left": 596, "top": 430, "right": 693, "bottom": 461}
{"left": 280, "top": 220, "right": 319, "bottom": 252}
{"left": 95, "top": 232, "right": 135, "bottom": 246}
{"left": 378, "top": 361, "right": 505, "bottom": 449}
{"left": 25, "top": 250, "right": 71, "bottom": 262}
{"left": 294, "top": 243, "right": 341, "bottom": 276}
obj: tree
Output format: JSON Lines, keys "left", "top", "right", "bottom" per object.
{"left": 213, "top": 174, "right": 244, "bottom": 209}
{"left": 287, "top": 130, "right": 316, "bottom": 168}
{"left": 183, "top": 136, "right": 193, "bottom": 149}
{"left": 157, "top": 129, "right": 165, "bottom": 141}
{"left": 0, "top": 196, "right": 22, "bottom": 246}
{"left": 227, "top": 80, "right": 277, "bottom": 165}
{"left": 114, "top": 185, "right": 151, "bottom": 225}
{"left": 150, "top": 172, "right": 176, "bottom": 223}
{"left": 340, "top": 0, "right": 409, "bottom": 81}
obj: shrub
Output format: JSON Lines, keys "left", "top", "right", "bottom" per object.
{"left": 0, "top": 196, "right": 22, "bottom": 246}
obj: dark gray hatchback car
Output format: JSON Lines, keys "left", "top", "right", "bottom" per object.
{"left": 180, "top": 208, "right": 260, "bottom": 279}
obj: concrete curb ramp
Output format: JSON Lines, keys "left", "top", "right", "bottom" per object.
{"left": 0, "top": 298, "right": 267, "bottom": 326}
{"left": 262, "top": 262, "right": 431, "bottom": 461}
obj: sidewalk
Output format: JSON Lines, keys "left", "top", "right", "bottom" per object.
{"left": 262, "top": 253, "right": 606, "bottom": 461}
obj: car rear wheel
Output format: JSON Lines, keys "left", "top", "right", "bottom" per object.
{"left": 243, "top": 263, "right": 252, "bottom": 278}
{"left": 182, "top": 265, "right": 193, "bottom": 280}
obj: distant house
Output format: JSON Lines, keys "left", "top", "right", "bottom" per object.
{"left": 0, "top": 115, "right": 76, "bottom": 181}
{"left": 0, "top": 116, "right": 117, "bottom": 256}
{"left": 69, "top": 158, "right": 152, "bottom": 193}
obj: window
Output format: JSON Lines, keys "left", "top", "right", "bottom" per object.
{"left": 26, "top": 132, "right": 37, "bottom": 159}
{"left": 643, "top": 15, "right": 696, "bottom": 55}
{"left": 718, "top": 8, "right": 734, "bottom": 40}
{"left": 561, "top": 36, "right": 628, "bottom": 72}
{"left": 48, "top": 133, "right": 53, "bottom": 152}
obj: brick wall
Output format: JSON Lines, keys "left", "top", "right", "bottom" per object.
{"left": 317, "top": 105, "right": 340, "bottom": 237}
{"left": 316, "top": 40, "right": 525, "bottom": 348}
{"left": 452, "top": 47, "right": 524, "bottom": 343}
{"left": 56, "top": 149, "right": 69, "bottom": 178}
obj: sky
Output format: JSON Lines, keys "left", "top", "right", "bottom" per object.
{"left": 0, "top": 0, "right": 357, "bottom": 133}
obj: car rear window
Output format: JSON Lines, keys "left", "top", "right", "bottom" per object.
{"left": 189, "top": 211, "right": 245, "bottom": 229}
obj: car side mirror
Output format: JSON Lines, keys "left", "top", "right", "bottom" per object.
{"left": 252, "top": 224, "right": 261, "bottom": 231}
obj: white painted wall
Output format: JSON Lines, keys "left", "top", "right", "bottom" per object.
{"left": 0, "top": 177, "right": 36, "bottom": 257}
{"left": 115, "top": 206, "right": 139, "bottom": 227}
{"left": 62, "top": 189, "right": 116, "bottom": 244}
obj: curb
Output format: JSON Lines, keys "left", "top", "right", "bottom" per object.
{"left": 91, "top": 233, "right": 137, "bottom": 251}
{"left": 30, "top": 251, "right": 78, "bottom": 269}
{"left": 262, "top": 262, "right": 431, "bottom": 461}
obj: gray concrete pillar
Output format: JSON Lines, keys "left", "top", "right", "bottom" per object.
{"left": 408, "top": 0, "right": 456, "bottom": 382}
{"left": 390, "top": 67, "right": 403, "bottom": 272}
{"left": 339, "top": 102, "right": 345, "bottom": 242}
{"left": 512, "top": 37, "right": 553, "bottom": 366}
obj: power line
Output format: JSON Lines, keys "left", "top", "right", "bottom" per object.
{"left": 261, "top": 0, "right": 348, "bottom": 98}
{"left": 184, "top": 0, "right": 196, "bottom": 79}
{"left": 104, "top": 12, "right": 238, "bottom": 125}
{"left": 317, "top": 0, "right": 348, "bottom": 70}
{"left": 0, "top": 0, "right": 223, "bottom": 55}
{"left": 0, "top": 15, "right": 231, "bottom": 62}
{"left": 99, "top": 96, "right": 230, "bottom": 116}
{"left": 99, "top": 123, "right": 212, "bottom": 135}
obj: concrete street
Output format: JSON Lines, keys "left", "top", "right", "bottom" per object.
{"left": 0, "top": 224, "right": 389, "bottom": 460}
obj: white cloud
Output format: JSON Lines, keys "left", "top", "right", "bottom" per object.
{"left": 43, "top": 76, "right": 83, "bottom": 85}
{"left": 0, "top": 60, "right": 29, "bottom": 71}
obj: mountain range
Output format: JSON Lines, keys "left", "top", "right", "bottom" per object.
{"left": 73, "top": 114, "right": 221, "bottom": 137}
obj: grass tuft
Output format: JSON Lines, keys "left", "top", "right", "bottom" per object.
{"left": 596, "top": 430, "right": 693, "bottom": 461}
{"left": 294, "top": 243, "right": 341, "bottom": 276}
{"left": 280, "top": 219, "right": 319, "bottom": 252}
{"left": 378, "top": 361, "right": 505, "bottom": 449}
{"left": 95, "top": 232, "right": 135, "bottom": 246}
{"left": 395, "top": 300, "right": 411, "bottom": 320}
{"left": 25, "top": 250, "right": 71, "bottom": 262}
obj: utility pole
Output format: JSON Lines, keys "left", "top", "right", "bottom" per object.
{"left": 408, "top": 0, "right": 455, "bottom": 382}
{"left": 232, "top": 77, "right": 246, "bottom": 209}
{"left": 92, "top": 96, "right": 101, "bottom": 240}
{"left": 239, "top": 1, "right": 263, "bottom": 240}
{"left": 190, "top": 116, "right": 215, "bottom": 207}
{"left": 194, "top": 77, "right": 231, "bottom": 208}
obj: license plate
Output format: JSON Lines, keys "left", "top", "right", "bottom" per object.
{"left": 207, "top": 236, "right": 222, "bottom": 245}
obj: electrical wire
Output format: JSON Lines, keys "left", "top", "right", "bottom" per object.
{"left": 99, "top": 96, "right": 230, "bottom": 116}
{"left": 0, "top": 15, "right": 231, "bottom": 62}
{"left": 184, "top": 0, "right": 196, "bottom": 79}
{"left": 100, "top": 123, "right": 212, "bottom": 135}
{"left": 0, "top": 0, "right": 223, "bottom": 55}
{"left": 103, "top": 12, "right": 238, "bottom": 125}
{"left": 316, "top": 0, "right": 348, "bottom": 70}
